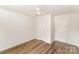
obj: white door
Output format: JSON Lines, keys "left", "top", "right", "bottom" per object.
{"left": 35, "top": 15, "right": 51, "bottom": 43}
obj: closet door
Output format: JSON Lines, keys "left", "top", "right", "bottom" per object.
{"left": 35, "top": 15, "right": 51, "bottom": 43}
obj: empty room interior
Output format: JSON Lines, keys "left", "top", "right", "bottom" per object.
{"left": 0, "top": 5, "right": 79, "bottom": 54}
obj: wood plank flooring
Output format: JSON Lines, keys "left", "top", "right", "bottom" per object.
{"left": 0, "top": 39, "right": 79, "bottom": 54}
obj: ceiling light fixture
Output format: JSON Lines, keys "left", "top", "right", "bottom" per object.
{"left": 36, "top": 7, "right": 40, "bottom": 15}
{"left": 37, "top": 11, "right": 40, "bottom": 15}
{"left": 36, "top": 7, "right": 40, "bottom": 11}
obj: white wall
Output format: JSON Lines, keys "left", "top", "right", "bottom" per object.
{"left": 0, "top": 9, "right": 34, "bottom": 50}
{"left": 54, "top": 14, "right": 69, "bottom": 42}
{"left": 67, "top": 13, "right": 79, "bottom": 46}
{"left": 54, "top": 13, "right": 79, "bottom": 46}
{"left": 34, "top": 15, "right": 51, "bottom": 43}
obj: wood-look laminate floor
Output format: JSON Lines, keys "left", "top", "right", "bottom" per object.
{"left": 0, "top": 39, "right": 79, "bottom": 54}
